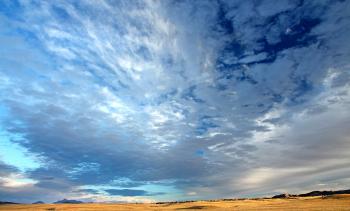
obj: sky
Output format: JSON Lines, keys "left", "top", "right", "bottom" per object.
{"left": 0, "top": 0, "right": 350, "bottom": 203}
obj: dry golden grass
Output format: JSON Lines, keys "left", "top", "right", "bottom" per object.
{"left": 1, "top": 194, "right": 350, "bottom": 211}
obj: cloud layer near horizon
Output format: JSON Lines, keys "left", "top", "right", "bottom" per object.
{"left": 0, "top": 0, "right": 350, "bottom": 203}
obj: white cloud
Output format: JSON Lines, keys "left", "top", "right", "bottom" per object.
{"left": 0, "top": 174, "right": 38, "bottom": 188}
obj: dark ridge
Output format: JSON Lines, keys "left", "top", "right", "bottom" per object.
{"left": 0, "top": 201, "right": 20, "bottom": 205}
{"left": 272, "top": 189, "right": 350, "bottom": 198}
{"left": 299, "top": 189, "right": 350, "bottom": 197}
{"left": 272, "top": 193, "right": 297, "bottom": 198}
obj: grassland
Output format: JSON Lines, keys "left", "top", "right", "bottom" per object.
{"left": 1, "top": 194, "right": 350, "bottom": 211}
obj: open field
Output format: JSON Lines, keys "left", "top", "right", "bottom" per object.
{"left": 1, "top": 195, "right": 350, "bottom": 211}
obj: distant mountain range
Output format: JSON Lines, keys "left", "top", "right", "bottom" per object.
{"left": 0, "top": 201, "right": 19, "bottom": 205}
{"left": 53, "top": 199, "right": 83, "bottom": 204}
{"left": 272, "top": 189, "right": 350, "bottom": 198}
{"left": 32, "top": 201, "right": 44, "bottom": 204}
{"left": 0, "top": 199, "right": 83, "bottom": 205}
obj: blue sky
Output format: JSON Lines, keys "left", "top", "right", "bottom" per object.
{"left": 0, "top": 0, "right": 350, "bottom": 203}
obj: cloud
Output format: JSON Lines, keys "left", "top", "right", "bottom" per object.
{"left": 105, "top": 189, "right": 165, "bottom": 197}
{"left": 0, "top": 0, "right": 349, "bottom": 202}
{"left": 0, "top": 161, "right": 18, "bottom": 177}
